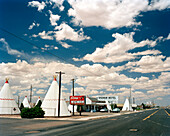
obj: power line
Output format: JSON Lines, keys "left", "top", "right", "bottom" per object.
{"left": 0, "top": 27, "right": 69, "bottom": 63}
{"left": 0, "top": 28, "right": 157, "bottom": 104}
{"left": 0, "top": 27, "right": 100, "bottom": 77}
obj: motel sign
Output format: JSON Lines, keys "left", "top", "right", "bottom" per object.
{"left": 70, "top": 96, "right": 86, "bottom": 105}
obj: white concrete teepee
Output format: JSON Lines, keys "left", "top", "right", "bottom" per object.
{"left": 122, "top": 98, "right": 133, "bottom": 111}
{"left": 41, "top": 76, "right": 71, "bottom": 116}
{"left": 0, "top": 78, "right": 20, "bottom": 114}
{"left": 22, "top": 96, "right": 31, "bottom": 108}
{"left": 35, "top": 96, "right": 41, "bottom": 106}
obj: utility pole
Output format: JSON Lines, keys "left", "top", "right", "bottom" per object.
{"left": 129, "top": 87, "right": 132, "bottom": 111}
{"left": 18, "top": 95, "right": 20, "bottom": 108}
{"left": 56, "top": 71, "right": 65, "bottom": 117}
{"left": 30, "top": 84, "right": 32, "bottom": 104}
{"left": 133, "top": 97, "right": 135, "bottom": 104}
{"left": 71, "top": 79, "right": 75, "bottom": 116}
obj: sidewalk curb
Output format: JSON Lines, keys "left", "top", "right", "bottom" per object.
{"left": 0, "top": 110, "right": 147, "bottom": 121}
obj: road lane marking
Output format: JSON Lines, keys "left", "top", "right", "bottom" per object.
{"left": 143, "top": 110, "right": 159, "bottom": 121}
{"left": 110, "top": 119, "right": 117, "bottom": 120}
{"left": 129, "top": 129, "right": 138, "bottom": 132}
{"left": 148, "top": 120, "right": 170, "bottom": 128}
{"left": 25, "top": 131, "right": 40, "bottom": 134}
{"left": 164, "top": 109, "right": 170, "bottom": 116}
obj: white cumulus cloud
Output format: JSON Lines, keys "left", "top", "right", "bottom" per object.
{"left": 126, "top": 55, "right": 170, "bottom": 73}
{"left": 68, "top": 0, "right": 170, "bottom": 29}
{"left": 37, "top": 89, "right": 46, "bottom": 94}
{"left": 147, "top": 0, "right": 170, "bottom": 11}
{"left": 49, "top": 10, "right": 60, "bottom": 26}
{"left": 75, "top": 32, "right": 158, "bottom": 63}
{"left": 0, "top": 38, "right": 26, "bottom": 57}
{"left": 49, "top": 0, "right": 65, "bottom": 11}
{"left": 28, "top": 1, "right": 46, "bottom": 12}
{"left": 28, "top": 22, "right": 40, "bottom": 30}
{"left": 32, "top": 24, "right": 90, "bottom": 42}
{"left": 0, "top": 60, "right": 169, "bottom": 104}
{"left": 166, "top": 33, "right": 170, "bottom": 40}
{"left": 53, "top": 23, "right": 90, "bottom": 41}
{"left": 59, "top": 41, "right": 72, "bottom": 48}
{"left": 32, "top": 31, "right": 54, "bottom": 40}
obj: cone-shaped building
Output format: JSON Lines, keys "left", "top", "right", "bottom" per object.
{"left": 122, "top": 98, "right": 133, "bottom": 111}
{"left": 0, "top": 79, "right": 20, "bottom": 114}
{"left": 41, "top": 76, "right": 71, "bottom": 116}
{"left": 22, "top": 96, "right": 31, "bottom": 108}
{"left": 35, "top": 97, "right": 41, "bottom": 106}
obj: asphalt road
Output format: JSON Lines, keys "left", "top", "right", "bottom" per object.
{"left": 0, "top": 109, "right": 170, "bottom": 136}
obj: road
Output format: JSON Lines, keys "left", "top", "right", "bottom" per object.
{"left": 0, "top": 109, "right": 170, "bottom": 136}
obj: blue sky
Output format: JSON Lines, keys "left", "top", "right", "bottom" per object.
{"left": 0, "top": 0, "right": 170, "bottom": 106}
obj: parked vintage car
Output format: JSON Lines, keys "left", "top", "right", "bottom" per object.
{"left": 112, "top": 108, "right": 120, "bottom": 113}
{"left": 100, "top": 108, "right": 108, "bottom": 112}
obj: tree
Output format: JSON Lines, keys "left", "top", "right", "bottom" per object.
{"left": 111, "top": 104, "right": 114, "bottom": 110}
{"left": 77, "top": 105, "right": 84, "bottom": 112}
{"left": 142, "top": 103, "right": 146, "bottom": 109}
{"left": 35, "top": 100, "right": 42, "bottom": 108}
{"left": 111, "top": 104, "right": 117, "bottom": 110}
{"left": 19, "top": 103, "right": 24, "bottom": 111}
{"left": 114, "top": 104, "right": 117, "bottom": 108}
{"left": 20, "top": 107, "right": 45, "bottom": 118}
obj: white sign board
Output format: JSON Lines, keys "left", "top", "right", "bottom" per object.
{"left": 96, "top": 96, "right": 118, "bottom": 104}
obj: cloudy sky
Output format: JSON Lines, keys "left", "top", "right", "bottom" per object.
{"left": 0, "top": 0, "right": 170, "bottom": 106}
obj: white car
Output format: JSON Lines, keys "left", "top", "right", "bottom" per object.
{"left": 100, "top": 108, "right": 108, "bottom": 112}
{"left": 112, "top": 108, "right": 120, "bottom": 113}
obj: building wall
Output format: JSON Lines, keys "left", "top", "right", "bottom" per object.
{"left": 96, "top": 96, "right": 118, "bottom": 104}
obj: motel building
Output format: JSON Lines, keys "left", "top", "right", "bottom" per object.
{"left": 85, "top": 97, "right": 105, "bottom": 112}
{"left": 85, "top": 96, "right": 119, "bottom": 112}
{"left": 68, "top": 96, "right": 139, "bottom": 112}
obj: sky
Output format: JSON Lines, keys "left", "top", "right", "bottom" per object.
{"left": 0, "top": 0, "right": 170, "bottom": 106}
